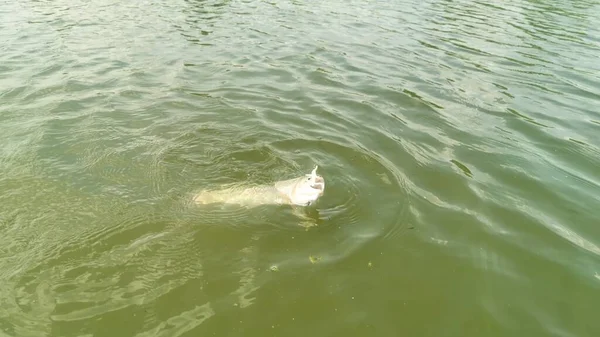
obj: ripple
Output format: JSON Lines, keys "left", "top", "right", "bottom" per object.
{"left": 2, "top": 204, "right": 206, "bottom": 333}
{"left": 133, "top": 302, "right": 215, "bottom": 337}
{"left": 259, "top": 138, "right": 409, "bottom": 265}
{"left": 172, "top": 133, "right": 409, "bottom": 237}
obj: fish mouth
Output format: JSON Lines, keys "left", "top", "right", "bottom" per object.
{"left": 310, "top": 176, "right": 325, "bottom": 192}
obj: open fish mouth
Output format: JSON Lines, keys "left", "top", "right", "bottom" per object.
{"left": 310, "top": 176, "right": 325, "bottom": 191}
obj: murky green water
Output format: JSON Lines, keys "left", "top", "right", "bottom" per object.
{"left": 1, "top": 0, "right": 599, "bottom": 336}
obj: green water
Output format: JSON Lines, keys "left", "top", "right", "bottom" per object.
{"left": 1, "top": 0, "right": 599, "bottom": 336}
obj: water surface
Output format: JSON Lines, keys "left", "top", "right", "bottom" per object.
{"left": 1, "top": 0, "right": 599, "bottom": 336}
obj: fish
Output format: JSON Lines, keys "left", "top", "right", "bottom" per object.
{"left": 193, "top": 166, "right": 325, "bottom": 207}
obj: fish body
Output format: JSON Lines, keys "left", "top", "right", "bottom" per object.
{"left": 193, "top": 166, "right": 325, "bottom": 207}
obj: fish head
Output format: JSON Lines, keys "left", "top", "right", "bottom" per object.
{"left": 288, "top": 166, "right": 325, "bottom": 206}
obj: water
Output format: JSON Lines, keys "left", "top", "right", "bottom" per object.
{"left": 1, "top": 0, "right": 599, "bottom": 336}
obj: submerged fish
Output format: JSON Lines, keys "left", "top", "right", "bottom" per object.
{"left": 193, "top": 166, "right": 325, "bottom": 207}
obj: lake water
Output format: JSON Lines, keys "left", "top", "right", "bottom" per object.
{"left": 1, "top": 0, "right": 599, "bottom": 336}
